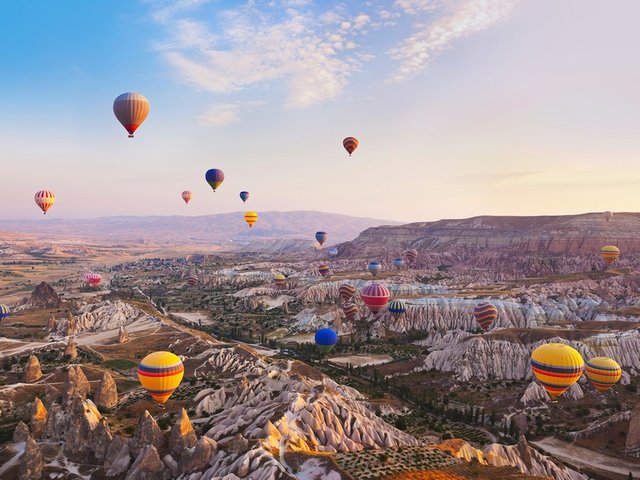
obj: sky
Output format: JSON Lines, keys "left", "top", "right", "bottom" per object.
{"left": 2, "top": 0, "right": 640, "bottom": 223}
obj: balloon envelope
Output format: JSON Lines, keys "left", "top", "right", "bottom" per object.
{"left": 0, "top": 305, "right": 9, "bottom": 320}
{"left": 187, "top": 272, "right": 198, "bottom": 286}
{"left": 315, "top": 231, "right": 327, "bottom": 246}
{"left": 339, "top": 284, "right": 356, "bottom": 303}
{"left": 530, "top": 343, "right": 584, "bottom": 398}
{"left": 601, "top": 245, "right": 620, "bottom": 265}
{"left": 603, "top": 211, "right": 614, "bottom": 222}
{"left": 585, "top": 357, "right": 621, "bottom": 393}
{"left": 328, "top": 247, "right": 338, "bottom": 257}
{"left": 244, "top": 211, "right": 258, "bottom": 228}
{"left": 405, "top": 249, "right": 418, "bottom": 263}
{"left": 473, "top": 302, "right": 497, "bottom": 331}
{"left": 393, "top": 258, "right": 405, "bottom": 270}
{"left": 34, "top": 190, "right": 55, "bottom": 214}
{"left": 361, "top": 283, "right": 390, "bottom": 313}
{"left": 205, "top": 169, "right": 225, "bottom": 191}
{"left": 274, "top": 274, "right": 286, "bottom": 288}
{"left": 368, "top": 261, "right": 381, "bottom": 277}
{"left": 388, "top": 299, "right": 406, "bottom": 319}
{"left": 342, "top": 302, "right": 358, "bottom": 321}
{"left": 318, "top": 264, "right": 330, "bottom": 277}
{"left": 181, "top": 191, "right": 192, "bottom": 204}
{"left": 315, "top": 328, "right": 338, "bottom": 353}
{"left": 343, "top": 137, "right": 359, "bottom": 156}
{"left": 138, "top": 351, "right": 184, "bottom": 404}
{"left": 240, "top": 191, "right": 249, "bottom": 202}
{"left": 82, "top": 272, "right": 102, "bottom": 288}
{"left": 113, "top": 92, "right": 150, "bottom": 137}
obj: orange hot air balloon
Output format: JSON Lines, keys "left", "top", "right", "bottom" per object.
{"left": 244, "top": 211, "right": 258, "bottom": 228}
{"left": 113, "top": 92, "right": 150, "bottom": 138}
{"left": 138, "top": 351, "right": 184, "bottom": 404}
{"left": 181, "top": 191, "right": 192, "bottom": 204}
{"left": 34, "top": 190, "right": 55, "bottom": 214}
{"left": 601, "top": 246, "right": 620, "bottom": 266}
{"left": 343, "top": 137, "right": 359, "bottom": 156}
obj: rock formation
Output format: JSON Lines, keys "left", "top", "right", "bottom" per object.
{"left": 47, "top": 314, "right": 57, "bottom": 332}
{"left": 13, "top": 421, "right": 30, "bottom": 442}
{"left": 91, "top": 418, "right": 114, "bottom": 462}
{"left": 132, "top": 410, "right": 165, "bottom": 456}
{"left": 44, "top": 384, "right": 61, "bottom": 406}
{"left": 125, "top": 445, "right": 165, "bottom": 480}
{"left": 29, "top": 281, "right": 61, "bottom": 308}
{"left": 104, "top": 435, "right": 131, "bottom": 475}
{"left": 627, "top": 403, "right": 640, "bottom": 453}
{"left": 63, "top": 365, "right": 90, "bottom": 403}
{"left": 118, "top": 325, "right": 130, "bottom": 343}
{"left": 179, "top": 436, "right": 216, "bottom": 474}
{"left": 24, "top": 355, "right": 42, "bottom": 383}
{"left": 169, "top": 408, "right": 197, "bottom": 455}
{"left": 66, "top": 313, "right": 77, "bottom": 337}
{"left": 64, "top": 336, "right": 78, "bottom": 359}
{"left": 63, "top": 396, "right": 103, "bottom": 456}
{"left": 94, "top": 371, "right": 118, "bottom": 409}
{"left": 18, "top": 436, "right": 43, "bottom": 480}
{"left": 30, "top": 397, "right": 47, "bottom": 439}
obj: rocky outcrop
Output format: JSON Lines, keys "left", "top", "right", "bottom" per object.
{"left": 24, "top": 355, "right": 42, "bottom": 383}
{"left": 72, "top": 300, "right": 142, "bottom": 333}
{"left": 169, "top": 408, "right": 197, "bottom": 455}
{"left": 66, "top": 313, "right": 77, "bottom": 337}
{"left": 94, "top": 371, "right": 118, "bottom": 409}
{"left": 64, "top": 337, "right": 78, "bottom": 359}
{"left": 18, "top": 436, "right": 43, "bottom": 480}
{"left": 64, "top": 396, "right": 103, "bottom": 456}
{"left": 179, "top": 436, "right": 217, "bottom": 474}
{"left": 104, "top": 435, "right": 130, "bottom": 474}
{"left": 47, "top": 314, "right": 57, "bottom": 332}
{"left": 118, "top": 325, "right": 130, "bottom": 343}
{"left": 132, "top": 410, "right": 165, "bottom": 456}
{"left": 44, "top": 384, "right": 61, "bottom": 406}
{"left": 30, "top": 397, "right": 47, "bottom": 439}
{"left": 13, "top": 421, "right": 30, "bottom": 442}
{"left": 125, "top": 445, "right": 165, "bottom": 480}
{"left": 29, "top": 281, "right": 61, "bottom": 308}
{"left": 91, "top": 418, "right": 113, "bottom": 462}
{"left": 626, "top": 403, "right": 640, "bottom": 452}
{"left": 63, "top": 365, "right": 90, "bottom": 403}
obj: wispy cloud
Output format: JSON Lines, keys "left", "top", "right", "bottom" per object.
{"left": 196, "top": 101, "right": 265, "bottom": 127}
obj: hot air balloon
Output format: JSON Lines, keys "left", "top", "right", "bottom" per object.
{"left": 318, "top": 264, "right": 330, "bottom": 277}
{"left": 0, "top": 305, "right": 9, "bottom": 321}
{"left": 530, "top": 343, "right": 584, "bottom": 398}
{"left": 138, "top": 351, "right": 184, "bottom": 404}
{"left": 361, "top": 283, "right": 390, "bottom": 314}
{"left": 343, "top": 137, "right": 359, "bottom": 156}
{"left": 274, "top": 274, "right": 286, "bottom": 288}
{"left": 601, "top": 245, "right": 620, "bottom": 266}
{"left": 388, "top": 299, "right": 406, "bottom": 320}
{"left": 113, "top": 92, "right": 150, "bottom": 138}
{"left": 187, "top": 272, "right": 198, "bottom": 286}
{"left": 239, "top": 191, "right": 249, "bottom": 203}
{"left": 244, "top": 211, "right": 258, "bottom": 228}
{"left": 603, "top": 211, "right": 614, "bottom": 222}
{"left": 342, "top": 303, "right": 358, "bottom": 321}
{"left": 205, "top": 169, "right": 225, "bottom": 192}
{"left": 181, "top": 191, "right": 192, "bottom": 204}
{"left": 82, "top": 272, "right": 102, "bottom": 288}
{"left": 393, "top": 257, "right": 405, "bottom": 270}
{"left": 328, "top": 247, "right": 338, "bottom": 258}
{"left": 339, "top": 284, "right": 356, "bottom": 303}
{"left": 34, "top": 190, "right": 55, "bottom": 214}
{"left": 473, "top": 302, "right": 497, "bottom": 331}
{"left": 315, "top": 231, "right": 327, "bottom": 246}
{"left": 368, "top": 261, "right": 381, "bottom": 277}
{"left": 405, "top": 249, "right": 418, "bottom": 264}
{"left": 315, "top": 328, "right": 338, "bottom": 353}
{"left": 585, "top": 357, "right": 622, "bottom": 393}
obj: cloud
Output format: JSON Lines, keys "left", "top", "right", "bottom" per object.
{"left": 389, "top": 0, "right": 518, "bottom": 82}
{"left": 197, "top": 103, "right": 241, "bottom": 126}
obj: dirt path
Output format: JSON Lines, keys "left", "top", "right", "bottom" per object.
{"left": 532, "top": 437, "right": 640, "bottom": 478}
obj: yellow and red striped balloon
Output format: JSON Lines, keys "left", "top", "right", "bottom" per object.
{"left": 244, "top": 211, "right": 258, "bottom": 228}
{"left": 274, "top": 274, "right": 286, "bottom": 288}
{"left": 530, "top": 343, "right": 584, "bottom": 398}
{"left": 601, "top": 245, "right": 620, "bottom": 266}
{"left": 34, "top": 190, "right": 55, "bottom": 214}
{"left": 138, "top": 351, "right": 184, "bottom": 404}
{"left": 585, "top": 357, "right": 621, "bottom": 393}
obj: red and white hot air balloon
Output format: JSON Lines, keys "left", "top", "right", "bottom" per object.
{"left": 361, "top": 283, "right": 390, "bottom": 314}
{"left": 34, "top": 190, "right": 55, "bottom": 214}
{"left": 113, "top": 92, "right": 150, "bottom": 138}
{"left": 181, "top": 191, "right": 192, "bottom": 204}
{"left": 82, "top": 272, "right": 102, "bottom": 288}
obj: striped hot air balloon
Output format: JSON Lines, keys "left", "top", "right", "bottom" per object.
{"left": 82, "top": 272, "right": 102, "bottom": 288}
{"left": 34, "top": 190, "right": 55, "bottom": 214}
{"left": 393, "top": 257, "right": 405, "bottom": 270}
{"left": 318, "top": 264, "right": 330, "bottom": 277}
{"left": 315, "top": 328, "right": 338, "bottom": 353}
{"left": 205, "top": 169, "right": 225, "bottom": 192}
{"left": 0, "top": 305, "right": 10, "bottom": 321}
{"left": 585, "top": 357, "right": 622, "bottom": 393}
{"left": 343, "top": 137, "right": 359, "bottom": 156}
{"left": 239, "top": 191, "right": 249, "bottom": 203}
{"left": 181, "top": 191, "right": 192, "bottom": 204}
{"left": 339, "top": 284, "right": 356, "bottom": 303}
{"left": 138, "top": 351, "right": 184, "bottom": 404}
{"left": 315, "top": 231, "right": 327, "bottom": 246}
{"left": 342, "top": 302, "right": 358, "bottom": 321}
{"left": 405, "top": 249, "right": 418, "bottom": 263}
{"left": 187, "top": 272, "right": 199, "bottom": 286}
{"left": 473, "top": 302, "right": 497, "bottom": 331}
{"left": 361, "top": 283, "right": 390, "bottom": 314}
{"left": 113, "top": 92, "right": 150, "bottom": 138}
{"left": 274, "top": 274, "right": 286, "bottom": 288}
{"left": 388, "top": 299, "right": 406, "bottom": 320}
{"left": 530, "top": 343, "right": 584, "bottom": 398}
{"left": 601, "top": 245, "right": 620, "bottom": 266}
{"left": 244, "top": 211, "right": 258, "bottom": 228}
{"left": 368, "top": 261, "right": 381, "bottom": 277}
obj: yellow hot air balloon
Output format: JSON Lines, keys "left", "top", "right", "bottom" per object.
{"left": 601, "top": 245, "right": 620, "bottom": 266}
{"left": 585, "top": 357, "right": 622, "bottom": 393}
{"left": 138, "top": 351, "right": 184, "bottom": 404}
{"left": 530, "top": 343, "right": 584, "bottom": 398}
{"left": 244, "top": 211, "right": 258, "bottom": 228}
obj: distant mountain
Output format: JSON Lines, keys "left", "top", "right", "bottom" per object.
{"left": 1, "top": 211, "right": 398, "bottom": 247}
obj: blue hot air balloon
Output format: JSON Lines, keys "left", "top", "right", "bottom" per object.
{"left": 315, "top": 328, "right": 338, "bottom": 353}
{"left": 328, "top": 247, "right": 338, "bottom": 258}
{"left": 368, "top": 261, "right": 382, "bottom": 277}
{"left": 315, "top": 231, "right": 327, "bottom": 246}
{"left": 239, "top": 191, "right": 249, "bottom": 203}
{"left": 0, "top": 305, "right": 9, "bottom": 321}
{"left": 205, "top": 169, "right": 225, "bottom": 192}
{"left": 393, "top": 257, "right": 405, "bottom": 270}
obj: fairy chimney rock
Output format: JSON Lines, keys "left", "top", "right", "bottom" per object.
{"left": 24, "top": 355, "right": 43, "bottom": 383}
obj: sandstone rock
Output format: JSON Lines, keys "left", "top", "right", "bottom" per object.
{"left": 91, "top": 417, "right": 113, "bottom": 462}
{"left": 95, "top": 371, "right": 118, "bottom": 409}
{"left": 30, "top": 281, "right": 61, "bottom": 308}
{"left": 45, "top": 384, "right": 61, "bottom": 406}
{"left": 13, "top": 421, "right": 30, "bottom": 442}
{"left": 106, "top": 443, "right": 131, "bottom": 476}
{"left": 64, "top": 396, "right": 103, "bottom": 456}
{"left": 18, "top": 436, "right": 43, "bottom": 480}
{"left": 226, "top": 433, "right": 249, "bottom": 454}
{"left": 627, "top": 403, "right": 640, "bottom": 450}
{"left": 125, "top": 445, "right": 165, "bottom": 480}
{"left": 47, "top": 314, "right": 57, "bottom": 332}
{"left": 30, "top": 398, "right": 47, "bottom": 439}
{"left": 132, "top": 410, "right": 165, "bottom": 456}
{"left": 118, "top": 325, "right": 130, "bottom": 343}
{"left": 63, "top": 365, "right": 90, "bottom": 403}
{"left": 66, "top": 313, "right": 77, "bottom": 337}
{"left": 104, "top": 435, "right": 129, "bottom": 468}
{"left": 24, "top": 355, "right": 42, "bottom": 383}
{"left": 179, "top": 436, "right": 216, "bottom": 474}
{"left": 163, "top": 454, "right": 179, "bottom": 477}
{"left": 169, "top": 408, "right": 197, "bottom": 455}
{"left": 64, "top": 337, "right": 78, "bottom": 359}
